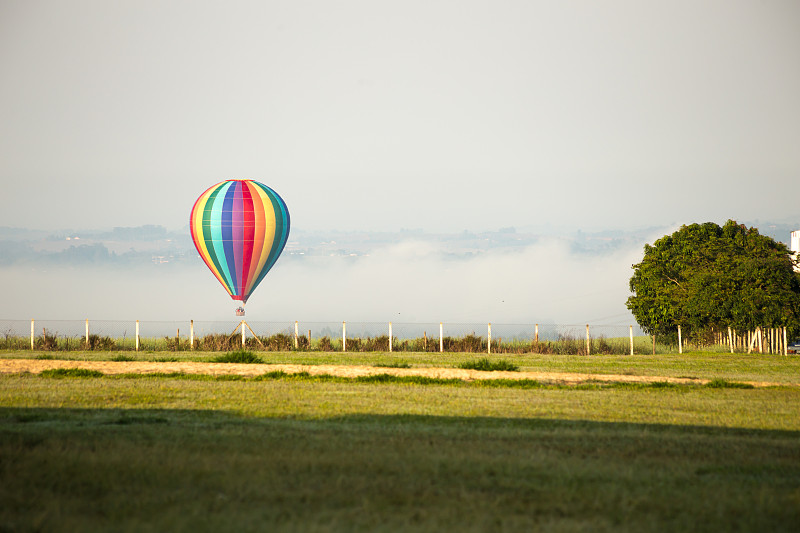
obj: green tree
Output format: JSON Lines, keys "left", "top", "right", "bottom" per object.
{"left": 626, "top": 220, "right": 800, "bottom": 339}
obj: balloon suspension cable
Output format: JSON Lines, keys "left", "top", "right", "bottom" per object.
{"left": 226, "top": 319, "right": 264, "bottom": 348}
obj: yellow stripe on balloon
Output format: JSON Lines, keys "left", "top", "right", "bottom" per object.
{"left": 192, "top": 182, "right": 230, "bottom": 293}
{"left": 245, "top": 182, "right": 266, "bottom": 295}
{"left": 246, "top": 184, "right": 277, "bottom": 296}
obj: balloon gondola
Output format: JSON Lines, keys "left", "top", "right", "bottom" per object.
{"left": 190, "top": 180, "right": 290, "bottom": 316}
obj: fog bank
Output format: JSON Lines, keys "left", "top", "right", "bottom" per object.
{"left": 0, "top": 236, "right": 650, "bottom": 326}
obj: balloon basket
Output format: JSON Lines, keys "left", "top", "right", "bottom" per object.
{"left": 235, "top": 306, "right": 245, "bottom": 317}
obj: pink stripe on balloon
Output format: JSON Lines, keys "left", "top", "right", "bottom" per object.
{"left": 232, "top": 181, "right": 245, "bottom": 296}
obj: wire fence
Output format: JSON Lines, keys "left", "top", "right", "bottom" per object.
{"left": 0, "top": 319, "right": 791, "bottom": 355}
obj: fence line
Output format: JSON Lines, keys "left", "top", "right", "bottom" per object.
{"left": 0, "top": 319, "right": 791, "bottom": 355}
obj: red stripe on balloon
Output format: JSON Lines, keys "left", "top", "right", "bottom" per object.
{"left": 232, "top": 181, "right": 245, "bottom": 296}
{"left": 241, "top": 182, "right": 256, "bottom": 295}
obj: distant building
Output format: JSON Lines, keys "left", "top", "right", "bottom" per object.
{"left": 792, "top": 231, "right": 800, "bottom": 272}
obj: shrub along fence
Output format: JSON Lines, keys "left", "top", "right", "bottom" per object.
{"left": 0, "top": 319, "right": 790, "bottom": 355}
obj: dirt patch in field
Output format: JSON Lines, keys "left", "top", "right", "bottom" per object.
{"left": 0, "top": 358, "right": 784, "bottom": 387}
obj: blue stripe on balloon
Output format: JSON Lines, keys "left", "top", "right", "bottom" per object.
{"left": 221, "top": 182, "right": 239, "bottom": 295}
{"left": 210, "top": 182, "right": 234, "bottom": 292}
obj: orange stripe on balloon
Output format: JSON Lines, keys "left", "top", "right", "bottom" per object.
{"left": 246, "top": 184, "right": 277, "bottom": 296}
{"left": 244, "top": 182, "right": 264, "bottom": 296}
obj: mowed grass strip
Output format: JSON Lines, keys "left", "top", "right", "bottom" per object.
{"left": 35, "top": 367, "right": 757, "bottom": 390}
{"left": 4, "top": 350, "right": 800, "bottom": 384}
{"left": 1, "top": 373, "right": 797, "bottom": 430}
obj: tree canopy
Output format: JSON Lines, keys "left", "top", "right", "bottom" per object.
{"left": 626, "top": 220, "right": 800, "bottom": 338}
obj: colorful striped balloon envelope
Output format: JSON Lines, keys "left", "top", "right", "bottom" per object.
{"left": 190, "top": 180, "right": 290, "bottom": 305}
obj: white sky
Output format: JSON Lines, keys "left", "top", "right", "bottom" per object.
{"left": 2, "top": 0, "right": 798, "bottom": 234}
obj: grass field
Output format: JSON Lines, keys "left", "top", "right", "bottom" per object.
{"left": 4, "top": 348, "right": 800, "bottom": 384}
{"left": 1, "top": 352, "right": 799, "bottom": 531}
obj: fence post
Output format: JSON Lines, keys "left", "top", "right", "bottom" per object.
{"left": 784, "top": 327, "right": 788, "bottom": 357}
{"left": 439, "top": 322, "right": 443, "bottom": 353}
{"left": 30, "top": 319, "right": 34, "bottom": 350}
{"left": 758, "top": 327, "right": 763, "bottom": 354}
{"left": 190, "top": 320, "right": 194, "bottom": 350}
{"left": 85, "top": 319, "right": 89, "bottom": 347}
{"left": 535, "top": 323, "right": 539, "bottom": 343}
{"left": 388, "top": 322, "right": 393, "bottom": 352}
{"left": 629, "top": 325, "right": 633, "bottom": 356}
{"left": 294, "top": 321, "right": 299, "bottom": 350}
{"left": 242, "top": 321, "right": 246, "bottom": 347}
{"left": 135, "top": 320, "right": 140, "bottom": 352}
{"left": 728, "top": 327, "right": 733, "bottom": 353}
{"left": 342, "top": 321, "right": 346, "bottom": 352}
{"left": 585, "top": 324, "right": 590, "bottom": 355}
{"left": 308, "top": 330, "right": 312, "bottom": 349}
{"left": 488, "top": 323, "right": 492, "bottom": 355}
{"left": 678, "top": 325, "right": 682, "bottom": 354}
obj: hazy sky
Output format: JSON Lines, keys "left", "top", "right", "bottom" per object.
{"left": 2, "top": 0, "right": 798, "bottom": 233}
{"left": 1, "top": 1, "right": 799, "bottom": 324}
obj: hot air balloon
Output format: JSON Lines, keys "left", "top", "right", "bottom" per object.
{"left": 190, "top": 180, "right": 290, "bottom": 314}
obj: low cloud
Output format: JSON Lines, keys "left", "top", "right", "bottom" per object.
{"left": 1, "top": 233, "right": 661, "bottom": 328}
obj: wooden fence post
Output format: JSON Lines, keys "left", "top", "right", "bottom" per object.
{"left": 535, "top": 323, "right": 539, "bottom": 343}
{"left": 294, "top": 321, "right": 299, "bottom": 350}
{"left": 758, "top": 327, "right": 763, "bottom": 354}
{"left": 585, "top": 324, "right": 590, "bottom": 355}
{"left": 190, "top": 320, "right": 194, "bottom": 350}
{"left": 85, "top": 318, "right": 89, "bottom": 347}
{"left": 678, "top": 325, "right": 682, "bottom": 354}
{"left": 784, "top": 327, "right": 788, "bottom": 357}
{"left": 136, "top": 320, "right": 140, "bottom": 352}
{"left": 30, "top": 319, "right": 34, "bottom": 350}
{"left": 629, "top": 325, "right": 634, "bottom": 356}
{"left": 488, "top": 323, "right": 492, "bottom": 354}
{"left": 342, "top": 321, "right": 346, "bottom": 352}
{"left": 728, "top": 327, "right": 733, "bottom": 353}
{"left": 242, "top": 321, "right": 246, "bottom": 347}
{"left": 439, "top": 322, "right": 443, "bottom": 353}
{"left": 388, "top": 322, "right": 393, "bottom": 353}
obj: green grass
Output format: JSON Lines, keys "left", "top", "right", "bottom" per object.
{"left": 3, "top": 372, "right": 796, "bottom": 428}
{"left": 210, "top": 349, "right": 264, "bottom": 364}
{"left": 39, "top": 368, "right": 105, "bottom": 378}
{"left": 1, "top": 408, "right": 798, "bottom": 532}
{"left": 373, "top": 361, "right": 412, "bottom": 368}
{"left": 459, "top": 357, "right": 519, "bottom": 371}
{"left": 5, "top": 349, "right": 800, "bottom": 384}
{"left": 705, "top": 378, "right": 756, "bottom": 389}
{"left": 0, "top": 373, "right": 798, "bottom": 532}
{"left": 1, "top": 354, "right": 799, "bottom": 531}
